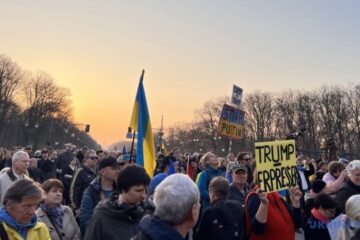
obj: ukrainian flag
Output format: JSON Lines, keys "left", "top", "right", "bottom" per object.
{"left": 130, "top": 70, "right": 156, "bottom": 176}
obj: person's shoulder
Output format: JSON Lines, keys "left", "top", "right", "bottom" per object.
{"left": 34, "top": 220, "right": 49, "bottom": 230}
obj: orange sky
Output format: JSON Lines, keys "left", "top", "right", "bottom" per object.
{"left": 2, "top": 1, "right": 360, "bottom": 147}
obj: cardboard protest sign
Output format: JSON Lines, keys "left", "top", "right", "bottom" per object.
{"left": 217, "top": 104, "right": 245, "bottom": 140}
{"left": 231, "top": 85, "right": 243, "bottom": 106}
{"left": 255, "top": 140, "right": 298, "bottom": 192}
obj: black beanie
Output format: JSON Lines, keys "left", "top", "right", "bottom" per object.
{"left": 312, "top": 180, "right": 326, "bottom": 194}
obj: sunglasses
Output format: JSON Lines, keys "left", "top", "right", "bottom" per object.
{"left": 90, "top": 156, "right": 98, "bottom": 160}
{"left": 244, "top": 158, "right": 251, "bottom": 161}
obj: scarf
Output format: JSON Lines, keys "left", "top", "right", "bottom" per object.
{"left": 40, "top": 203, "right": 64, "bottom": 229}
{"left": 311, "top": 208, "right": 329, "bottom": 223}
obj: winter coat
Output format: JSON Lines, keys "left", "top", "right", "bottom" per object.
{"left": 0, "top": 170, "right": 30, "bottom": 207}
{"left": 79, "top": 176, "right": 115, "bottom": 236}
{"left": 36, "top": 205, "right": 80, "bottom": 240}
{"left": 196, "top": 199, "right": 247, "bottom": 240}
{"left": 0, "top": 208, "right": 50, "bottom": 240}
{"left": 70, "top": 167, "right": 96, "bottom": 209}
{"left": 196, "top": 167, "right": 222, "bottom": 210}
{"left": 303, "top": 214, "right": 331, "bottom": 240}
{"left": 131, "top": 215, "right": 184, "bottom": 240}
{"left": 336, "top": 178, "right": 360, "bottom": 213}
{"left": 84, "top": 193, "right": 145, "bottom": 240}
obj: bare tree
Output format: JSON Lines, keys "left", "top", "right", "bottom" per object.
{"left": 244, "top": 92, "right": 274, "bottom": 141}
{"left": 0, "top": 54, "right": 23, "bottom": 138}
{"left": 21, "top": 71, "right": 72, "bottom": 147}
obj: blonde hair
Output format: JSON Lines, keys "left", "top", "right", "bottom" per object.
{"left": 345, "top": 194, "right": 360, "bottom": 220}
{"left": 200, "top": 152, "right": 214, "bottom": 168}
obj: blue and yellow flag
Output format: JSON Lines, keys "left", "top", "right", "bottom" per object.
{"left": 130, "top": 70, "right": 156, "bottom": 176}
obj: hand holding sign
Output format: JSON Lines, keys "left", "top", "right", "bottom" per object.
{"left": 256, "top": 188, "right": 269, "bottom": 205}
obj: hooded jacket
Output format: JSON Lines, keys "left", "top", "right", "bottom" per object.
{"left": 0, "top": 208, "right": 50, "bottom": 240}
{"left": 131, "top": 215, "right": 184, "bottom": 240}
{"left": 84, "top": 193, "right": 145, "bottom": 240}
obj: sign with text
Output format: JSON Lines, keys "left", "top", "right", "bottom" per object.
{"left": 231, "top": 85, "right": 243, "bottom": 106}
{"left": 217, "top": 104, "right": 245, "bottom": 140}
{"left": 255, "top": 140, "right": 298, "bottom": 193}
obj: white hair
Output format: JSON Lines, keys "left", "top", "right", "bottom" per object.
{"left": 346, "top": 160, "right": 360, "bottom": 174}
{"left": 345, "top": 195, "right": 360, "bottom": 220}
{"left": 153, "top": 173, "right": 200, "bottom": 225}
{"left": 12, "top": 150, "right": 29, "bottom": 163}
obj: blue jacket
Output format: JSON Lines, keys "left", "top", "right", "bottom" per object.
{"left": 132, "top": 215, "right": 184, "bottom": 240}
{"left": 79, "top": 176, "right": 115, "bottom": 236}
{"left": 196, "top": 167, "right": 222, "bottom": 210}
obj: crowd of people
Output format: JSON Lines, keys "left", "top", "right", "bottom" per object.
{"left": 0, "top": 144, "right": 360, "bottom": 239}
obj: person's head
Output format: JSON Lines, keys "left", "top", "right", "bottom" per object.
{"left": 41, "top": 148, "right": 49, "bottom": 160}
{"left": 209, "top": 176, "right": 230, "bottom": 203}
{"left": 96, "top": 150, "right": 105, "bottom": 161}
{"left": 314, "top": 194, "right": 338, "bottom": 219}
{"left": 24, "top": 145, "right": 32, "bottom": 155}
{"left": 328, "top": 161, "right": 345, "bottom": 177}
{"left": 171, "top": 147, "right": 181, "bottom": 160}
{"left": 42, "top": 179, "right": 64, "bottom": 206}
{"left": 200, "top": 152, "right": 218, "bottom": 169}
{"left": 99, "top": 157, "right": 120, "bottom": 182}
{"left": 347, "top": 160, "right": 360, "bottom": 186}
{"left": 311, "top": 180, "right": 327, "bottom": 195}
{"left": 50, "top": 151, "right": 58, "bottom": 160}
{"left": 345, "top": 195, "right": 360, "bottom": 221}
{"left": 64, "top": 143, "right": 72, "bottom": 152}
{"left": 231, "top": 164, "right": 248, "bottom": 186}
{"left": 227, "top": 153, "right": 235, "bottom": 162}
{"left": 29, "top": 158, "right": 37, "bottom": 168}
{"left": 116, "top": 154, "right": 131, "bottom": 168}
{"left": 84, "top": 150, "right": 97, "bottom": 169}
{"left": 12, "top": 150, "right": 30, "bottom": 174}
{"left": 237, "top": 152, "right": 252, "bottom": 167}
{"left": 154, "top": 173, "right": 200, "bottom": 231}
{"left": 71, "top": 144, "right": 77, "bottom": 152}
{"left": 4, "top": 179, "right": 43, "bottom": 224}
{"left": 339, "top": 158, "right": 349, "bottom": 166}
{"left": 318, "top": 161, "right": 328, "bottom": 172}
{"left": 117, "top": 165, "right": 150, "bottom": 206}
{"left": 159, "top": 156, "right": 171, "bottom": 173}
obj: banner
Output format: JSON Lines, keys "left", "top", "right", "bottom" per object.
{"left": 217, "top": 104, "right": 245, "bottom": 140}
{"left": 231, "top": 85, "right": 243, "bottom": 106}
{"left": 255, "top": 140, "right": 298, "bottom": 192}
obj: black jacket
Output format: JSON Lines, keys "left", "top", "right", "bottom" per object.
{"left": 132, "top": 215, "right": 184, "bottom": 240}
{"left": 39, "top": 159, "right": 57, "bottom": 181}
{"left": 304, "top": 215, "right": 331, "bottom": 240}
{"left": 72, "top": 167, "right": 96, "bottom": 208}
{"left": 84, "top": 193, "right": 145, "bottom": 240}
{"left": 196, "top": 199, "right": 247, "bottom": 240}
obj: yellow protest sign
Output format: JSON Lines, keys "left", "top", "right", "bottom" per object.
{"left": 255, "top": 140, "right": 298, "bottom": 193}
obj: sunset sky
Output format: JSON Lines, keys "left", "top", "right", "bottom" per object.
{"left": 2, "top": 1, "right": 360, "bottom": 147}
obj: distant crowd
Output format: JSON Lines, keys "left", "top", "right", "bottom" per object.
{"left": 0, "top": 143, "right": 360, "bottom": 240}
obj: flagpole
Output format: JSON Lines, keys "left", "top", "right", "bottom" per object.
{"left": 130, "top": 130, "right": 136, "bottom": 163}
